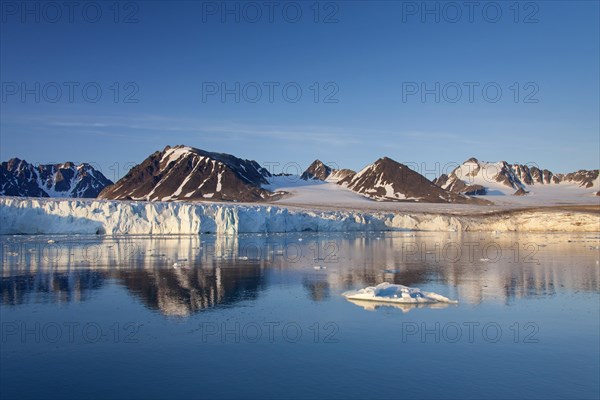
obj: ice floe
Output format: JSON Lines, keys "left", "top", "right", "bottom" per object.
{"left": 342, "top": 282, "right": 458, "bottom": 305}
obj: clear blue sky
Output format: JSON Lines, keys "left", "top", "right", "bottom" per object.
{"left": 1, "top": 0, "right": 599, "bottom": 181}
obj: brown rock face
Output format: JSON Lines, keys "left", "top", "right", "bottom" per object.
{"left": 513, "top": 188, "right": 529, "bottom": 196}
{"left": 556, "top": 170, "right": 599, "bottom": 189}
{"left": 300, "top": 160, "right": 356, "bottom": 183}
{"left": 98, "top": 145, "right": 281, "bottom": 202}
{"left": 300, "top": 160, "right": 332, "bottom": 181}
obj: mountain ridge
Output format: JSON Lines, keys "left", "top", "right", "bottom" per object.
{"left": 0, "top": 158, "right": 113, "bottom": 198}
{"left": 433, "top": 157, "right": 600, "bottom": 196}
{"left": 3, "top": 149, "right": 598, "bottom": 203}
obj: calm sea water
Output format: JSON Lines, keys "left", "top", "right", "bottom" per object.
{"left": 1, "top": 232, "right": 599, "bottom": 399}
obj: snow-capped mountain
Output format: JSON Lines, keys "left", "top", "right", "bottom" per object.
{"left": 0, "top": 158, "right": 113, "bottom": 198}
{"left": 4, "top": 148, "right": 597, "bottom": 205}
{"left": 99, "top": 145, "right": 283, "bottom": 202}
{"left": 433, "top": 158, "right": 600, "bottom": 196}
{"left": 338, "top": 157, "right": 487, "bottom": 204}
{"left": 300, "top": 160, "right": 355, "bottom": 182}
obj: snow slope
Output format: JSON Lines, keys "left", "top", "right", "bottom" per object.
{"left": 1, "top": 197, "right": 598, "bottom": 235}
{"left": 265, "top": 175, "right": 599, "bottom": 209}
{"left": 263, "top": 176, "right": 373, "bottom": 206}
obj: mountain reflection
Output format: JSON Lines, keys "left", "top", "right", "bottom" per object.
{"left": 1, "top": 269, "right": 105, "bottom": 306}
{"left": 302, "top": 277, "right": 330, "bottom": 301}
{"left": 1, "top": 232, "right": 598, "bottom": 315}
{"left": 115, "top": 266, "right": 266, "bottom": 317}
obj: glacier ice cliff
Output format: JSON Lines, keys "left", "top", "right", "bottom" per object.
{"left": 0, "top": 197, "right": 598, "bottom": 235}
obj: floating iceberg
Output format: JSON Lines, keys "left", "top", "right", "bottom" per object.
{"left": 342, "top": 282, "right": 458, "bottom": 305}
{"left": 344, "top": 299, "right": 454, "bottom": 313}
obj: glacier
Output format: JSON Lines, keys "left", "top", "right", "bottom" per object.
{"left": 0, "top": 197, "right": 390, "bottom": 235}
{"left": 0, "top": 197, "right": 598, "bottom": 235}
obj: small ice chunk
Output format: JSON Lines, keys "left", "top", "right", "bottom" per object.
{"left": 342, "top": 282, "right": 458, "bottom": 304}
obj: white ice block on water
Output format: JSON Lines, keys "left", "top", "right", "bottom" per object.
{"left": 342, "top": 282, "right": 458, "bottom": 304}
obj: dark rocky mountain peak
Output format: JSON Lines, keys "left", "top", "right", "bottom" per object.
{"left": 338, "top": 156, "right": 487, "bottom": 204}
{"left": 98, "top": 145, "right": 281, "bottom": 202}
{"left": 300, "top": 160, "right": 333, "bottom": 181}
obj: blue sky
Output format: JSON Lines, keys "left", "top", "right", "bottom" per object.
{"left": 1, "top": 0, "right": 598, "bottom": 181}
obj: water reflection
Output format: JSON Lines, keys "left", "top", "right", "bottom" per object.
{"left": 302, "top": 277, "right": 331, "bottom": 301}
{"left": 1, "top": 269, "right": 105, "bottom": 306}
{"left": 1, "top": 232, "right": 598, "bottom": 316}
{"left": 345, "top": 298, "right": 455, "bottom": 313}
{"left": 114, "top": 266, "right": 266, "bottom": 317}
